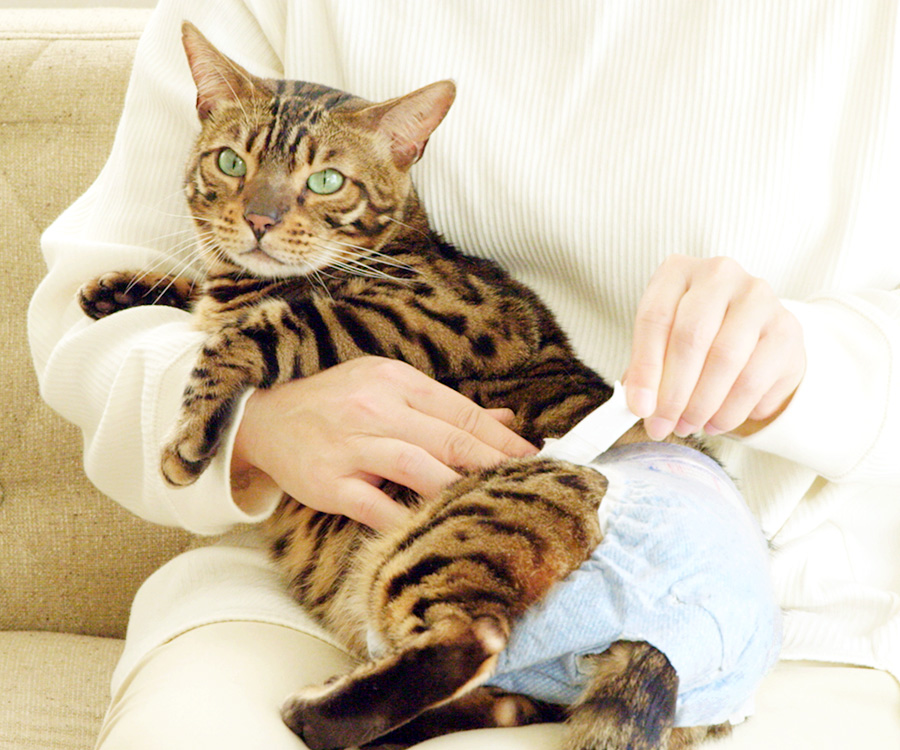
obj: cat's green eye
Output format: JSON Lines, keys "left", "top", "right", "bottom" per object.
{"left": 307, "top": 168, "right": 345, "bottom": 195}
{"left": 217, "top": 148, "right": 246, "bottom": 178}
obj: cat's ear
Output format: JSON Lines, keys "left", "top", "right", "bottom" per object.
{"left": 181, "top": 21, "right": 270, "bottom": 120}
{"left": 360, "top": 81, "right": 456, "bottom": 170}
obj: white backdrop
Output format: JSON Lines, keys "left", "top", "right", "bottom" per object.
{"left": 0, "top": 1, "right": 155, "bottom": 7}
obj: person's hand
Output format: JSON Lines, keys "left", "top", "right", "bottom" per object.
{"left": 231, "top": 357, "right": 537, "bottom": 531}
{"left": 624, "top": 255, "right": 806, "bottom": 441}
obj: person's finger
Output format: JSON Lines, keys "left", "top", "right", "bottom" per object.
{"left": 402, "top": 375, "right": 537, "bottom": 458}
{"left": 485, "top": 407, "right": 516, "bottom": 426}
{"left": 351, "top": 434, "right": 462, "bottom": 499}
{"left": 329, "top": 477, "right": 412, "bottom": 532}
{"left": 319, "top": 360, "right": 534, "bottom": 462}
{"left": 626, "top": 258, "right": 691, "bottom": 419}
{"left": 673, "top": 297, "right": 766, "bottom": 436}
{"left": 704, "top": 326, "right": 803, "bottom": 435}
{"left": 378, "top": 404, "right": 522, "bottom": 476}
{"left": 648, "top": 286, "right": 731, "bottom": 439}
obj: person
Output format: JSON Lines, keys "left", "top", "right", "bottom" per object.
{"left": 28, "top": 1, "right": 900, "bottom": 748}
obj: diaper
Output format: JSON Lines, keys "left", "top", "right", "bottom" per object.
{"left": 487, "top": 441, "right": 782, "bottom": 727}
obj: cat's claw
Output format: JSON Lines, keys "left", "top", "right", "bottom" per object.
{"left": 160, "top": 436, "right": 211, "bottom": 487}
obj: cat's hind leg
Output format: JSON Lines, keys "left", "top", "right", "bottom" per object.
{"left": 563, "top": 640, "right": 728, "bottom": 750}
{"left": 372, "top": 685, "right": 566, "bottom": 746}
{"left": 283, "top": 459, "right": 608, "bottom": 749}
{"left": 78, "top": 271, "right": 195, "bottom": 319}
{"left": 281, "top": 616, "right": 508, "bottom": 750}
{"left": 564, "top": 640, "right": 676, "bottom": 750}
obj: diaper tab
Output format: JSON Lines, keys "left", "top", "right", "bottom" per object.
{"left": 539, "top": 381, "right": 640, "bottom": 464}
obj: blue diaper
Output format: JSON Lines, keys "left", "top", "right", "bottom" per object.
{"left": 487, "top": 442, "right": 782, "bottom": 727}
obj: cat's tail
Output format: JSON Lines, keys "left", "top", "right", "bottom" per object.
{"left": 564, "top": 640, "right": 731, "bottom": 750}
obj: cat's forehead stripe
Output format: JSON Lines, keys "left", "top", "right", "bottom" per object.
{"left": 245, "top": 127, "right": 261, "bottom": 153}
{"left": 267, "top": 79, "right": 359, "bottom": 108}
{"left": 248, "top": 84, "right": 360, "bottom": 164}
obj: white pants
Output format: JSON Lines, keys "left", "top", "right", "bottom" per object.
{"left": 95, "top": 545, "right": 900, "bottom": 750}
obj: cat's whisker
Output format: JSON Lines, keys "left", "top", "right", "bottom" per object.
{"left": 143, "top": 229, "right": 200, "bottom": 249}
{"left": 142, "top": 189, "right": 199, "bottom": 223}
{"left": 313, "top": 238, "right": 420, "bottom": 276}
{"left": 386, "top": 215, "right": 429, "bottom": 239}
{"left": 196, "top": 236, "right": 231, "bottom": 270}
{"left": 135, "top": 224, "right": 210, "bottom": 260}
{"left": 145, "top": 271, "right": 197, "bottom": 307}
{"left": 308, "top": 268, "right": 335, "bottom": 300}
{"left": 126, "top": 245, "right": 202, "bottom": 297}
{"left": 324, "top": 259, "right": 411, "bottom": 283}
{"left": 154, "top": 237, "right": 206, "bottom": 264}
{"left": 314, "top": 234, "right": 415, "bottom": 266}
{"left": 121, "top": 255, "right": 190, "bottom": 295}
{"left": 148, "top": 199, "right": 194, "bottom": 218}
{"left": 331, "top": 256, "right": 416, "bottom": 283}
{"left": 307, "top": 243, "right": 412, "bottom": 284}
{"left": 148, "top": 212, "right": 204, "bottom": 228}
{"left": 123, "top": 239, "right": 206, "bottom": 289}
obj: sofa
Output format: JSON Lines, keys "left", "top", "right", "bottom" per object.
{"left": 1, "top": 7, "right": 899, "bottom": 750}
{"left": 0, "top": 9, "right": 193, "bottom": 749}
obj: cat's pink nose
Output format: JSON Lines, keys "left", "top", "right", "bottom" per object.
{"left": 245, "top": 213, "right": 279, "bottom": 239}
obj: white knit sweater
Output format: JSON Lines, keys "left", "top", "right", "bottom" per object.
{"left": 28, "top": 0, "right": 900, "bottom": 681}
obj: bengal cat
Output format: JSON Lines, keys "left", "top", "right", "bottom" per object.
{"left": 78, "top": 22, "right": 762, "bottom": 750}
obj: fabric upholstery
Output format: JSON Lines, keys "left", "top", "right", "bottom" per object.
{"left": 0, "top": 13, "right": 189, "bottom": 748}
{"left": 0, "top": 8, "right": 191, "bottom": 641}
{"left": 0, "top": 632, "right": 123, "bottom": 750}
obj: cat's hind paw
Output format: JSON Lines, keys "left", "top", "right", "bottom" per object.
{"left": 373, "top": 687, "right": 567, "bottom": 746}
{"left": 78, "top": 271, "right": 194, "bottom": 320}
{"left": 283, "top": 616, "right": 508, "bottom": 750}
{"left": 281, "top": 690, "right": 375, "bottom": 750}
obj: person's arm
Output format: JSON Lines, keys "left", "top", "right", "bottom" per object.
{"left": 27, "top": 0, "right": 288, "bottom": 534}
{"left": 624, "top": 254, "right": 900, "bottom": 484}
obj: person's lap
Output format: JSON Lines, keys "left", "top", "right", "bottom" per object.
{"left": 95, "top": 547, "right": 900, "bottom": 749}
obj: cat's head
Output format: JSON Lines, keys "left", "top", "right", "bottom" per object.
{"left": 181, "top": 22, "right": 455, "bottom": 279}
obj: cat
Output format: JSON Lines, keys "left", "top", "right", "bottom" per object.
{"left": 77, "top": 22, "right": 745, "bottom": 750}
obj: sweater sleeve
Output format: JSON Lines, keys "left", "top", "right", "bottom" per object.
{"left": 740, "top": 288, "right": 900, "bottom": 485}
{"left": 27, "top": 0, "right": 287, "bottom": 534}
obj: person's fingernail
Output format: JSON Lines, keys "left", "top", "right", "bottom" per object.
{"left": 515, "top": 442, "right": 540, "bottom": 457}
{"left": 644, "top": 417, "right": 672, "bottom": 441}
{"left": 674, "top": 419, "right": 699, "bottom": 437}
{"left": 704, "top": 423, "right": 724, "bottom": 436}
{"left": 628, "top": 387, "right": 656, "bottom": 418}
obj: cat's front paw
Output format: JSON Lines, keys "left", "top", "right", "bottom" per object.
{"left": 78, "top": 271, "right": 193, "bottom": 320}
{"left": 78, "top": 272, "right": 141, "bottom": 320}
{"left": 160, "top": 437, "right": 210, "bottom": 487}
{"left": 160, "top": 406, "right": 233, "bottom": 486}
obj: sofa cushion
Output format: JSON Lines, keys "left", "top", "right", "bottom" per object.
{"left": 0, "top": 631, "right": 123, "bottom": 749}
{"left": 0, "top": 7, "right": 193, "bottom": 640}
